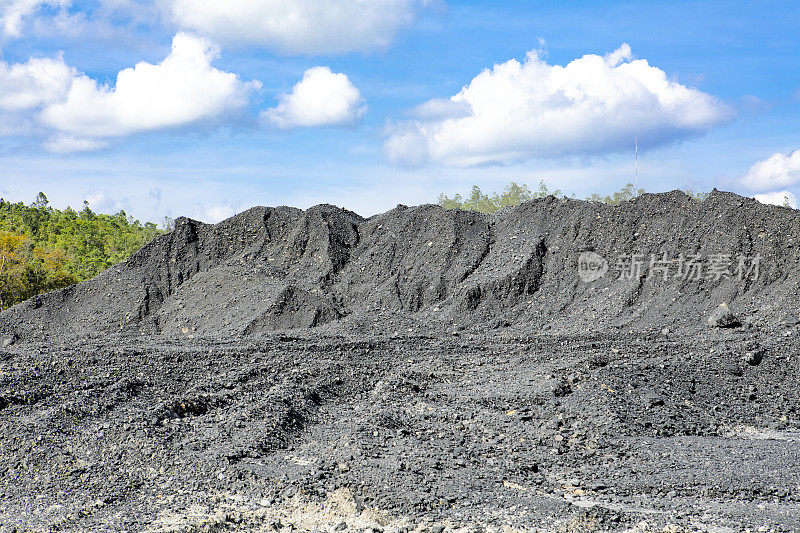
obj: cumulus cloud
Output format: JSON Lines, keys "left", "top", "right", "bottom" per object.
{"left": 754, "top": 190, "right": 798, "bottom": 209}
{"left": 204, "top": 205, "right": 236, "bottom": 223}
{"left": 189, "top": 204, "right": 236, "bottom": 223}
{"left": 0, "top": 54, "right": 75, "bottom": 111}
{"left": 85, "top": 190, "right": 131, "bottom": 213}
{"left": 39, "top": 33, "right": 260, "bottom": 143}
{"left": 410, "top": 98, "right": 471, "bottom": 121}
{"left": 0, "top": 0, "right": 69, "bottom": 38}
{"left": 384, "top": 44, "right": 735, "bottom": 167}
{"left": 0, "top": 32, "right": 260, "bottom": 151}
{"left": 263, "top": 66, "right": 366, "bottom": 129}
{"left": 43, "top": 134, "right": 108, "bottom": 153}
{"left": 740, "top": 149, "right": 800, "bottom": 191}
{"left": 169, "top": 0, "right": 426, "bottom": 55}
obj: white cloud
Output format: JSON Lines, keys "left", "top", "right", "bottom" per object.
{"left": 169, "top": 0, "right": 426, "bottom": 55}
{"left": 39, "top": 33, "right": 260, "bottom": 144}
{"left": 85, "top": 190, "right": 131, "bottom": 213}
{"left": 24, "top": 0, "right": 166, "bottom": 43}
{"left": 192, "top": 204, "right": 236, "bottom": 223}
{"left": 384, "top": 44, "right": 735, "bottom": 167}
{"left": 263, "top": 66, "right": 366, "bottom": 129}
{"left": 43, "top": 134, "right": 108, "bottom": 153}
{"left": 0, "top": 33, "right": 261, "bottom": 152}
{"left": 410, "top": 98, "right": 471, "bottom": 121}
{"left": 0, "top": 0, "right": 69, "bottom": 38}
{"left": 740, "top": 149, "right": 800, "bottom": 191}
{"left": 754, "top": 190, "right": 797, "bottom": 209}
{"left": 205, "top": 205, "right": 236, "bottom": 223}
{"left": 0, "top": 54, "right": 74, "bottom": 111}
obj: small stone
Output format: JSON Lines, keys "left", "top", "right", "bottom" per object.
{"left": 742, "top": 349, "right": 764, "bottom": 366}
{"left": 708, "top": 303, "right": 741, "bottom": 328}
{"left": 725, "top": 363, "right": 743, "bottom": 377}
{"left": 642, "top": 390, "right": 664, "bottom": 407}
{"left": 334, "top": 522, "right": 347, "bottom": 531}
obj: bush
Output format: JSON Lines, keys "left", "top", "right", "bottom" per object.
{"left": 438, "top": 181, "right": 562, "bottom": 214}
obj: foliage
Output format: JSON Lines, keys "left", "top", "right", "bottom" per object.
{"left": 437, "top": 181, "right": 562, "bottom": 214}
{"left": 0, "top": 231, "right": 77, "bottom": 310}
{"left": 439, "top": 180, "right": 649, "bottom": 213}
{"left": 0, "top": 193, "right": 170, "bottom": 310}
{"left": 440, "top": 182, "right": 722, "bottom": 212}
{"left": 586, "top": 183, "right": 646, "bottom": 205}
{"left": 684, "top": 190, "right": 710, "bottom": 202}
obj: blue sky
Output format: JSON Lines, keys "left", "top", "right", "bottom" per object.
{"left": 0, "top": 0, "right": 798, "bottom": 222}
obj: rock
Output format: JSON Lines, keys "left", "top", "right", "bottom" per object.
{"left": 742, "top": 349, "right": 764, "bottom": 366}
{"left": 2, "top": 335, "right": 17, "bottom": 347}
{"left": 708, "top": 303, "right": 741, "bottom": 328}
{"left": 747, "top": 385, "right": 758, "bottom": 401}
{"left": 726, "top": 363, "right": 744, "bottom": 377}
{"left": 334, "top": 522, "right": 347, "bottom": 532}
{"left": 641, "top": 390, "right": 664, "bottom": 407}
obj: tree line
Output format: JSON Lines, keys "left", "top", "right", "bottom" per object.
{"left": 437, "top": 181, "right": 713, "bottom": 214}
{"left": 0, "top": 193, "right": 172, "bottom": 311}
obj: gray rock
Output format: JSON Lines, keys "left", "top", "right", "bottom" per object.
{"left": 708, "top": 303, "right": 741, "bottom": 328}
{"left": 726, "top": 363, "right": 744, "bottom": 376}
{"left": 742, "top": 349, "right": 764, "bottom": 366}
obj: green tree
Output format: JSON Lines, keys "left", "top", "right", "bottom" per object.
{"left": 684, "top": 190, "right": 710, "bottom": 202}
{"left": 438, "top": 181, "right": 562, "bottom": 214}
{"left": 586, "top": 183, "right": 645, "bottom": 205}
{"left": 161, "top": 216, "right": 175, "bottom": 232}
{"left": 0, "top": 194, "right": 170, "bottom": 309}
{"left": 0, "top": 231, "right": 77, "bottom": 310}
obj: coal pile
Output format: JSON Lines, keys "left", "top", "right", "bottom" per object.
{"left": 2, "top": 190, "right": 800, "bottom": 532}
{"left": 2, "top": 189, "right": 799, "bottom": 341}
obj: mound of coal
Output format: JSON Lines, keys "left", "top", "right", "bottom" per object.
{"left": 2, "top": 189, "right": 799, "bottom": 342}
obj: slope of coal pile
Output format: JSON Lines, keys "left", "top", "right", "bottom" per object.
{"left": 1, "top": 189, "right": 799, "bottom": 342}
{"left": 0, "top": 204, "right": 362, "bottom": 341}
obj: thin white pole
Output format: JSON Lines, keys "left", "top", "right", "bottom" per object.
{"left": 635, "top": 136, "right": 639, "bottom": 190}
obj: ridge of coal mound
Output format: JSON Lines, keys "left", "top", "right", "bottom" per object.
{"left": 2, "top": 189, "right": 799, "bottom": 342}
